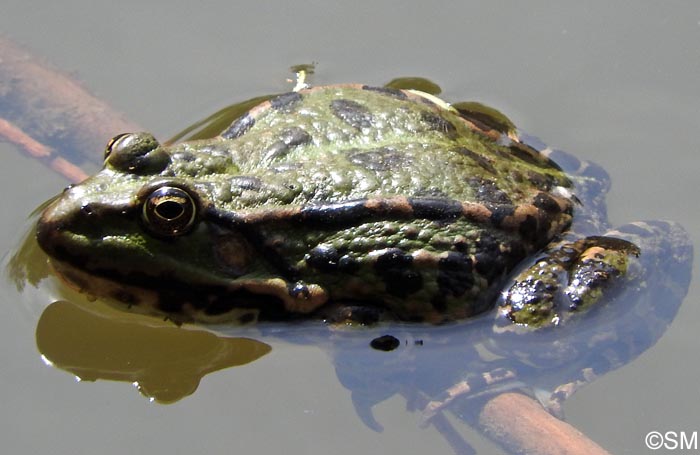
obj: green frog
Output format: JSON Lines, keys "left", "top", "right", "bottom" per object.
{"left": 32, "top": 79, "right": 670, "bottom": 330}
{"left": 31, "top": 76, "right": 693, "bottom": 430}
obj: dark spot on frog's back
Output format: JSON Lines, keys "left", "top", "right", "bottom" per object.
{"left": 474, "top": 235, "right": 525, "bottom": 281}
{"left": 171, "top": 150, "right": 196, "bottom": 162}
{"left": 375, "top": 249, "right": 423, "bottom": 297}
{"left": 420, "top": 111, "right": 457, "bottom": 138}
{"left": 348, "top": 147, "right": 404, "bottom": 171}
{"left": 270, "top": 92, "right": 303, "bottom": 112}
{"left": 361, "top": 85, "right": 408, "bottom": 100}
{"left": 469, "top": 178, "right": 513, "bottom": 206}
{"left": 508, "top": 143, "right": 555, "bottom": 168}
{"left": 454, "top": 147, "right": 497, "bottom": 174}
{"left": 263, "top": 127, "right": 313, "bottom": 161}
{"left": 489, "top": 205, "right": 516, "bottom": 227}
{"left": 221, "top": 113, "right": 255, "bottom": 139}
{"left": 330, "top": 99, "right": 374, "bottom": 130}
{"left": 525, "top": 170, "right": 556, "bottom": 191}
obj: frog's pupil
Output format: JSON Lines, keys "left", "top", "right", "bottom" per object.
{"left": 155, "top": 199, "right": 185, "bottom": 220}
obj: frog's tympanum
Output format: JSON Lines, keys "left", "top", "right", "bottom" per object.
{"left": 34, "top": 82, "right": 686, "bottom": 330}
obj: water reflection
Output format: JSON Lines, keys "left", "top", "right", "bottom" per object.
{"left": 36, "top": 300, "right": 270, "bottom": 403}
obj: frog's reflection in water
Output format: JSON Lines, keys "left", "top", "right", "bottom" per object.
{"left": 36, "top": 299, "right": 271, "bottom": 403}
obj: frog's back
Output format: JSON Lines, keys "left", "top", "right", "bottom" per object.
{"left": 204, "top": 85, "right": 573, "bottom": 211}
{"left": 36, "top": 83, "right": 579, "bottom": 324}
{"left": 175, "top": 85, "right": 576, "bottom": 322}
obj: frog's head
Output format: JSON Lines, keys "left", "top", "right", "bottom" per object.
{"left": 36, "top": 133, "right": 326, "bottom": 322}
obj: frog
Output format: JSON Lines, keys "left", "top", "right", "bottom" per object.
{"left": 34, "top": 77, "right": 669, "bottom": 330}
{"left": 30, "top": 75, "right": 694, "bottom": 438}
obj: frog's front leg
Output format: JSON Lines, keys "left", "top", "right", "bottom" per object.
{"left": 499, "top": 234, "right": 640, "bottom": 329}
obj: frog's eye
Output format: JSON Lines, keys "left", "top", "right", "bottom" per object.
{"left": 142, "top": 186, "right": 198, "bottom": 236}
{"left": 104, "top": 133, "right": 133, "bottom": 160}
{"left": 104, "top": 132, "right": 169, "bottom": 174}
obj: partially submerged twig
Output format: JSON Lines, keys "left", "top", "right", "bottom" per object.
{"left": 0, "top": 36, "right": 142, "bottom": 176}
{"left": 479, "top": 393, "right": 611, "bottom": 455}
{"left": 0, "top": 117, "right": 87, "bottom": 182}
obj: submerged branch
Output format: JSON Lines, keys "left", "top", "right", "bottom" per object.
{"left": 479, "top": 393, "right": 611, "bottom": 455}
{"left": 0, "top": 36, "right": 142, "bottom": 176}
{"left": 0, "top": 117, "right": 87, "bottom": 182}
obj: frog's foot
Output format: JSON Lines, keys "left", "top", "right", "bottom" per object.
{"left": 420, "top": 367, "right": 517, "bottom": 426}
{"left": 499, "top": 234, "right": 640, "bottom": 329}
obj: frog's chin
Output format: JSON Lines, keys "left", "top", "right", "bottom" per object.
{"left": 45, "top": 258, "right": 331, "bottom": 324}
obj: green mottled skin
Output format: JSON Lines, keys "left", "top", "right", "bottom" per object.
{"left": 36, "top": 84, "right": 641, "bottom": 325}
{"left": 168, "top": 88, "right": 568, "bottom": 208}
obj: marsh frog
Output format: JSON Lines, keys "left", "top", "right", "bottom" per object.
{"left": 31, "top": 75, "right": 694, "bottom": 429}
{"left": 34, "top": 79, "right": 673, "bottom": 331}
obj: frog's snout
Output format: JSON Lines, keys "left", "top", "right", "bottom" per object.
{"left": 36, "top": 192, "right": 81, "bottom": 260}
{"left": 36, "top": 186, "right": 131, "bottom": 262}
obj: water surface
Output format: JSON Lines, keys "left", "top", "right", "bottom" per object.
{"left": 1, "top": 2, "right": 699, "bottom": 454}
